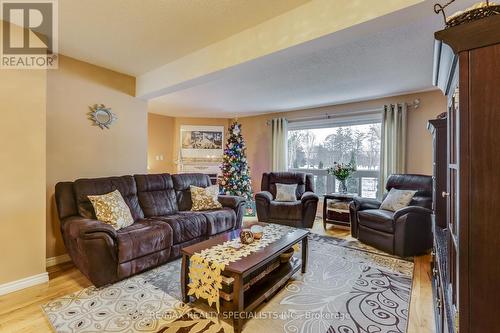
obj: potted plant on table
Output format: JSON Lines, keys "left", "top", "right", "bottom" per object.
{"left": 327, "top": 162, "right": 356, "bottom": 193}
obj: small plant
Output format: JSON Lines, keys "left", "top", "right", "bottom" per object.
{"left": 327, "top": 162, "right": 356, "bottom": 180}
{"left": 327, "top": 162, "right": 356, "bottom": 193}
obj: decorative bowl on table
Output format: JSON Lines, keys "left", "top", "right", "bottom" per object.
{"left": 250, "top": 225, "right": 264, "bottom": 239}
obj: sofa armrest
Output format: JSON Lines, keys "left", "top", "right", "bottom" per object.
{"left": 61, "top": 216, "right": 119, "bottom": 287}
{"left": 301, "top": 191, "right": 319, "bottom": 228}
{"left": 301, "top": 191, "right": 318, "bottom": 203}
{"left": 218, "top": 195, "right": 246, "bottom": 229}
{"left": 255, "top": 191, "right": 273, "bottom": 222}
{"left": 349, "top": 197, "right": 382, "bottom": 238}
{"left": 255, "top": 191, "right": 273, "bottom": 203}
{"left": 350, "top": 197, "right": 382, "bottom": 211}
{"left": 62, "top": 216, "right": 118, "bottom": 240}
{"left": 394, "top": 206, "right": 433, "bottom": 256}
{"left": 394, "top": 206, "right": 432, "bottom": 221}
{"left": 218, "top": 195, "right": 245, "bottom": 210}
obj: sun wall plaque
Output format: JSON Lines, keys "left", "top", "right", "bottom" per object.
{"left": 88, "top": 104, "right": 117, "bottom": 129}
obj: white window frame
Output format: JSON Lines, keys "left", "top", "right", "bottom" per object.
{"left": 287, "top": 108, "right": 382, "bottom": 197}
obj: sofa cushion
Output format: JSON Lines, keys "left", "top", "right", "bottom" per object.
{"left": 199, "top": 208, "right": 236, "bottom": 236}
{"left": 190, "top": 185, "right": 223, "bottom": 211}
{"left": 385, "top": 174, "right": 433, "bottom": 209}
{"left": 275, "top": 183, "right": 298, "bottom": 202}
{"left": 135, "top": 174, "right": 178, "bottom": 217}
{"left": 88, "top": 190, "right": 134, "bottom": 230}
{"left": 358, "top": 209, "right": 395, "bottom": 233}
{"left": 116, "top": 219, "right": 173, "bottom": 263}
{"left": 74, "top": 176, "right": 144, "bottom": 221}
{"left": 267, "top": 172, "right": 306, "bottom": 199}
{"left": 154, "top": 212, "right": 207, "bottom": 244}
{"left": 172, "top": 173, "right": 212, "bottom": 211}
{"left": 270, "top": 200, "right": 302, "bottom": 221}
{"left": 380, "top": 188, "right": 416, "bottom": 212}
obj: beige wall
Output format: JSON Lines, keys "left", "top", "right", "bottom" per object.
{"left": 237, "top": 90, "right": 446, "bottom": 193}
{"left": 46, "top": 56, "right": 148, "bottom": 258}
{"left": 0, "top": 62, "right": 47, "bottom": 282}
{"left": 148, "top": 113, "right": 175, "bottom": 173}
{"left": 147, "top": 110, "right": 230, "bottom": 174}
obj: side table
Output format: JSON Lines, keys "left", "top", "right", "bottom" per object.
{"left": 323, "top": 193, "right": 356, "bottom": 229}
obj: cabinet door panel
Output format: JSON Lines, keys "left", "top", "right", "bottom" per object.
{"left": 447, "top": 83, "right": 460, "bottom": 332}
{"left": 467, "top": 44, "right": 500, "bottom": 333}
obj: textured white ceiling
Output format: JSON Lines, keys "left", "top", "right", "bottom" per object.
{"left": 149, "top": 0, "right": 476, "bottom": 118}
{"left": 57, "top": 0, "right": 310, "bottom": 75}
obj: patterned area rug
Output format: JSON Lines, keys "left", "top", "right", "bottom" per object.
{"left": 270, "top": 233, "right": 413, "bottom": 333}
{"left": 43, "top": 232, "right": 413, "bottom": 333}
{"left": 42, "top": 273, "right": 223, "bottom": 333}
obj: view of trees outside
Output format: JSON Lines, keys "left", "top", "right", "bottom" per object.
{"left": 288, "top": 123, "right": 381, "bottom": 197}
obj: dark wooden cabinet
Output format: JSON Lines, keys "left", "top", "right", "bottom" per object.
{"left": 427, "top": 118, "right": 447, "bottom": 228}
{"left": 432, "top": 15, "right": 500, "bottom": 333}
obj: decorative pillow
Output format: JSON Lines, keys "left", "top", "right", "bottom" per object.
{"left": 88, "top": 190, "right": 134, "bottom": 230}
{"left": 190, "top": 185, "right": 223, "bottom": 211}
{"left": 380, "top": 188, "right": 417, "bottom": 212}
{"left": 275, "top": 183, "right": 297, "bottom": 202}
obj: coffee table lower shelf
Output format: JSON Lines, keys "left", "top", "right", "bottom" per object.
{"left": 222, "top": 257, "right": 301, "bottom": 313}
{"left": 181, "top": 226, "right": 309, "bottom": 333}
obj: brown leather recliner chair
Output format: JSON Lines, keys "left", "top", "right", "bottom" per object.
{"left": 349, "top": 174, "right": 433, "bottom": 257}
{"left": 255, "top": 172, "right": 319, "bottom": 228}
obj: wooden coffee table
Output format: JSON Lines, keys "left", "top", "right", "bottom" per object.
{"left": 181, "top": 224, "right": 309, "bottom": 333}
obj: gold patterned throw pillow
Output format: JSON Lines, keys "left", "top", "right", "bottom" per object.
{"left": 88, "top": 190, "right": 134, "bottom": 230}
{"left": 380, "top": 188, "right": 417, "bottom": 212}
{"left": 190, "top": 185, "right": 223, "bottom": 211}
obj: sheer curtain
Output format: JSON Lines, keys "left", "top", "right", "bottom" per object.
{"left": 379, "top": 103, "right": 408, "bottom": 197}
{"left": 271, "top": 118, "right": 288, "bottom": 171}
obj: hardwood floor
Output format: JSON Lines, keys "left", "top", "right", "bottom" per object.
{"left": 0, "top": 219, "right": 434, "bottom": 332}
{"left": 0, "top": 262, "right": 91, "bottom": 332}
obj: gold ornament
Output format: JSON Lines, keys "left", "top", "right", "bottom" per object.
{"left": 239, "top": 229, "right": 254, "bottom": 244}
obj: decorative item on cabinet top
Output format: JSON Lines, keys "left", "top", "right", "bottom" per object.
{"left": 434, "top": 0, "right": 500, "bottom": 28}
{"left": 437, "top": 112, "right": 447, "bottom": 119}
{"left": 88, "top": 104, "right": 117, "bottom": 129}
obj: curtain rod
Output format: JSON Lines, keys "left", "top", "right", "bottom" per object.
{"left": 265, "top": 98, "right": 420, "bottom": 126}
{"left": 287, "top": 107, "right": 382, "bottom": 124}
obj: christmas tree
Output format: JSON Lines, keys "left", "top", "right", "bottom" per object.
{"left": 219, "top": 122, "right": 253, "bottom": 200}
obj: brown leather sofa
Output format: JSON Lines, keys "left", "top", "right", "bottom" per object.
{"left": 255, "top": 172, "right": 318, "bottom": 228}
{"left": 349, "top": 174, "right": 433, "bottom": 257}
{"left": 55, "top": 173, "right": 245, "bottom": 287}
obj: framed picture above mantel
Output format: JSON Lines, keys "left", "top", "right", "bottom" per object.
{"left": 179, "top": 125, "right": 224, "bottom": 174}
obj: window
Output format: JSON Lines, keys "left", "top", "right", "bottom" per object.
{"left": 287, "top": 113, "right": 381, "bottom": 198}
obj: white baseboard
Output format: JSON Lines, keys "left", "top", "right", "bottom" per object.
{"left": 0, "top": 272, "right": 49, "bottom": 296}
{"left": 46, "top": 254, "right": 71, "bottom": 268}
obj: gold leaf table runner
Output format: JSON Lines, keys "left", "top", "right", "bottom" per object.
{"left": 187, "top": 224, "right": 293, "bottom": 312}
